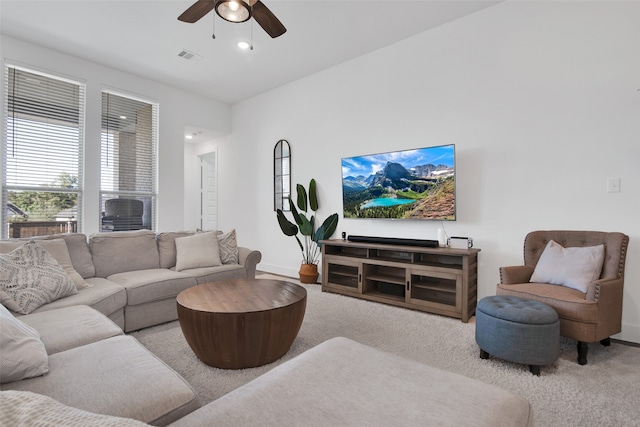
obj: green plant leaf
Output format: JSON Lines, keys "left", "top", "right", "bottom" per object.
{"left": 296, "top": 184, "right": 307, "bottom": 212}
{"left": 289, "top": 197, "right": 303, "bottom": 226}
{"left": 299, "top": 214, "right": 314, "bottom": 236}
{"left": 294, "top": 235, "right": 304, "bottom": 253}
{"left": 276, "top": 209, "right": 298, "bottom": 236}
{"left": 314, "top": 213, "right": 339, "bottom": 243}
{"left": 309, "top": 179, "right": 318, "bottom": 212}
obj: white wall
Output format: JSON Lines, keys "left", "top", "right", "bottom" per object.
{"left": 214, "top": 1, "right": 640, "bottom": 342}
{"left": 0, "top": 35, "right": 231, "bottom": 234}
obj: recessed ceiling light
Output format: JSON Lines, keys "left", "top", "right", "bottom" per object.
{"left": 237, "top": 41, "right": 252, "bottom": 50}
{"left": 185, "top": 135, "right": 193, "bottom": 140}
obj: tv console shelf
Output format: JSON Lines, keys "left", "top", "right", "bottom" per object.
{"left": 321, "top": 239, "right": 480, "bottom": 322}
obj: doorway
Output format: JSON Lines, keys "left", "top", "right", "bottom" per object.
{"left": 199, "top": 152, "right": 217, "bottom": 231}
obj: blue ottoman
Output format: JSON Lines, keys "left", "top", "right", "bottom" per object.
{"left": 475, "top": 295, "right": 560, "bottom": 375}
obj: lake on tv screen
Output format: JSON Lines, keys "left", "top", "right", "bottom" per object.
{"left": 360, "top": 198, "right": 415, "bottom": 209}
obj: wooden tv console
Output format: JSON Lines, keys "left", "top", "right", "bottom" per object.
{"left": 321, "top": 239, "right": 480, "bottom": 322}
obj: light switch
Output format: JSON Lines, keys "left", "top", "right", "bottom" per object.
{"left": 607, "top": 177, "right": 621, "bottom": 193}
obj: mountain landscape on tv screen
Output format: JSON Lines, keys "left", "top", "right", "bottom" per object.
{"left": 342, "top": 158, "right": 455, "bottom": 220}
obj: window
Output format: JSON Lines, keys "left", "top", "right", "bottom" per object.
{"left": 2, "top": 65, "right": 85, "bottom": 239}
{"left": 274, "top": 139, "right": 291, "bottom": 211}
{"left": 100, "top": 91, "right": 157, "bottom": 232}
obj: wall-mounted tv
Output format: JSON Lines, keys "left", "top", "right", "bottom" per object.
{"left": 341, "top": 144, "right": 456, "bottom": 220}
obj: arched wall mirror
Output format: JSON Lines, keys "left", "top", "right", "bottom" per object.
{"left": 274, "top": 139, "right": 291, "bottom": 211}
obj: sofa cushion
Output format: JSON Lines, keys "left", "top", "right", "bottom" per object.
{"left": 172, "top": 337, "right": 533, "bottom": 427}
{"left": 20, "top": 305, "right": 123, "bottom": 355}
{"left": 2, "top": 335, "right": 200, "bottom": 425}
{"left": 157, "top": 231, "right": 195, "bottom": 269}
{"left": 43, "top": 233, "right": 95, "bottom": 279}
{"left": 0, "top": 304, "right": 49, "bottom": 384}
{"left": 16, "top": 277, "right": 127, "bottom": 323}
{"left": 0, "top": 390, "right": 149, "bottom": 427}
{"left": 218, "top": 229, "right": 239, "bottom": 265}
{"left": 496, "top": 282, "right": 598, "bottom": 324}
{"left": 175, "top": 231, "right": 222, "bottom": 271}
{"left": 530, "top": 240, "right": 605, "bottom": 293}
{"left": 107, "top": 269, "right": 196, "bottom": 306}
{"left": 0, "top": 239, "right": 90, "bottom": 290}
{"left": 181, "top": 264, "right": 247, "bottom": 284}
{"left": 90, "top": 230, "right": 160, "bottom": 277}
{"left": 0, "top": 241, "right": 77, "bottom": 314}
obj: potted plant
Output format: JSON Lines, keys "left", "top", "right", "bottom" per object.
{"left": 276, "top": 179, "right": 339, "bottom": 283}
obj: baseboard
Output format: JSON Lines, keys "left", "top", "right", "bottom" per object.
{"left": 257, "top": 263, "right": 298, "bottom": 279}
{"left": 612, "top": 323, "right": 640, "bottom": 345}
{"left": 257, "top": 265, "right": 322, "bottom": 284}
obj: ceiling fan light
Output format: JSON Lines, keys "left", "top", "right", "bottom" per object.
{"left": 216, "top": 0, "right": 251, "bottom": 23}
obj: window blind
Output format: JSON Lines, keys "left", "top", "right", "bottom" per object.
{"left": 2, "top": 65, "right": 84, "bottom": 238}
{"left": 100, "top": 91, "right": 158, "bottom": 232}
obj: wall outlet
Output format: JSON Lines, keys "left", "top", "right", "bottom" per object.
{"left": 607, "top": 177, "right": 621, "bottom": 193}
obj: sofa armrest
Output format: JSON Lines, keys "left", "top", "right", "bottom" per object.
{"left": 586, "top": 276, "right": 625, "bottom": 338}
{"left": 588, "top": 276, "right": 624, "bottom": 303}
{"left": 238, "top": 247, "right": 262, "bottom": 279}
{"left": 499, "top": 265, "right": 534, "bottom": 285}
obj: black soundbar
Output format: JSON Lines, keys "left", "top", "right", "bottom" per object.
{"left": 347, "top": 235, "right": 439, "bottom": 248}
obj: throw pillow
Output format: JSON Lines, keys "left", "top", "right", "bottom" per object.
{"left": 0, "top": 390, "right": 149, "bottom": 426}
{"left": 0, "top": 304, "right": 49, "bottom": 384}
{"left": 530, "top": 240, "right": 605, "bottom": 293}
{"left": 0, "top": 241, "right": 78, "bottom": 314}
{"left": 0, "top": 239, "right": 90, "bottom": 290}
{"left": 174, "top": 231, "right": 222, "bottom": 271}
{"left": 218, "top": 229, "right": 239, "bottom": 265}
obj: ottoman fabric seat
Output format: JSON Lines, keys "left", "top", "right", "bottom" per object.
{"left": 476, "top": 295, "right": 560, "bottom": 375}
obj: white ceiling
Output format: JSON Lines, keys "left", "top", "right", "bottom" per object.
{"left": 1, "top": 0, "right": 500, "bottom": 107}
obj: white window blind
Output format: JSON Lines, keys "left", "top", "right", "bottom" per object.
{"left": 2, "top": 65, "right": 84, "bottom": 238}
{"left": 100, "top": 91, "right": 157, "bottom": 232}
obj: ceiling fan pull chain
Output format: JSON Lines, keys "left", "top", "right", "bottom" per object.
{"left": 212, "top": 12, "right": 216, "bottom": 39}
{"left": 250, "top": 10, "right": 254, "bottom": 50}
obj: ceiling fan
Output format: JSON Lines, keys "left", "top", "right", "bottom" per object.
{"left": 178, "top": 0, "right": 286, "bottom": 39}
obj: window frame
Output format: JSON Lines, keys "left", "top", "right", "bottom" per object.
{"left": 2, "top": 63, "right": 85, "bottom": 239}
{"left": 99, "top": 89, "right": 158, "bottom": 232}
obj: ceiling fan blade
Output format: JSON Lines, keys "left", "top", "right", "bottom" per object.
{"left": 251, "top": 1, "right": 286, "bottom": 38}
{"left": 178, "top": 0, "right": 216, "bottom": 23}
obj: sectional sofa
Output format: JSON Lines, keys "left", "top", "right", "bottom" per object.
{"left": 2, "top": 303, "right": 534, "bottom": 427}
{"left": 1, "top": 304, "right": 200, "bottom": 425}
{"left": 0, "top": 229, "right": 262, "bottom": 332}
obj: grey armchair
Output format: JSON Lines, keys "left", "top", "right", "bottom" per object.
{"left": 496, "top": 230, "right": 629, "bottom": 365}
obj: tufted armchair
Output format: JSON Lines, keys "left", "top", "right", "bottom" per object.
{"left": 496, "top": 230, "right": 629, "bottom": 365}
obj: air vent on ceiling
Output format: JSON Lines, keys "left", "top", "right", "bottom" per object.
{"left": 177, "top": 49, "right": 203, "bottom": 61}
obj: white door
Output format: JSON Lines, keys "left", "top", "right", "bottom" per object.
{"left": 200, "top": 152, "right": 217, "bottom": 231}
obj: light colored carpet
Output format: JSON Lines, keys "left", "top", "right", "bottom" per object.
{"left": 132, "top": 274, "right": 640, "bottom": 426}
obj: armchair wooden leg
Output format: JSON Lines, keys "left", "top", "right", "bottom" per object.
{"left": 529, "top": 365, "right": 541, "bottom": 376}
{"left": 480, "top": 349, "right": 490, "bottom": 359}
{"left": 577, "top": 341, "right": 588, "bottom": 365}
{"left": 600, "top": 338, "right": 611, "bottom": 347}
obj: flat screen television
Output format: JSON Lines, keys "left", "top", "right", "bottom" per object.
{"left": 341, "top": 144, "right": 456, "bottom": 220}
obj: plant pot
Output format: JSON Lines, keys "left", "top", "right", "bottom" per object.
{"left": 299, "top": 263, "right": 319, "bottom": 284}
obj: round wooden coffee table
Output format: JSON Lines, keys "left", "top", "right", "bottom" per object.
{"left": 176, "top": 278, "right": 307, "bottom": 369}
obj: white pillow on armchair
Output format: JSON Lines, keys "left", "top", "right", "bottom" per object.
{"left": 530, "top": 240, "right": 605, "bottom": 293}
